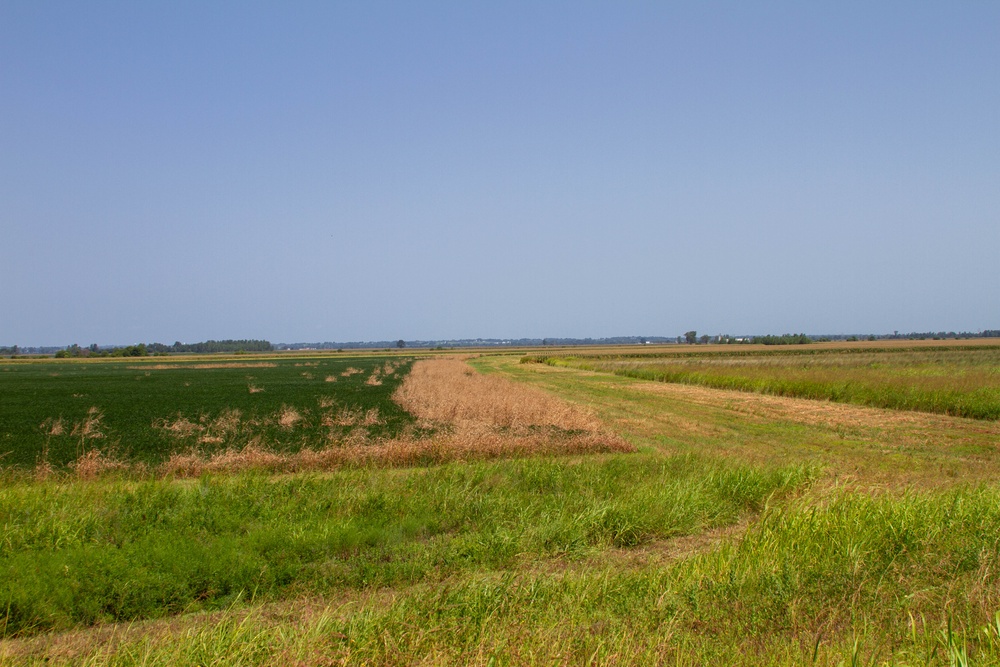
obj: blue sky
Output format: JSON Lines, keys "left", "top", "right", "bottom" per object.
{"left": 2, "top": 2, "right": 998, "bottom": 346}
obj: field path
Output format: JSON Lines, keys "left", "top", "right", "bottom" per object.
{"left": 475, "top": 356, "right": 1000, "bottom": 489}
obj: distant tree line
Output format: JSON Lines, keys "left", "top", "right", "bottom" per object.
{"left": 146, "top": 339, "right": 273, "bottom": 354}
{"left": 885, "top": 330, "right": 998, "bottom": 340}
{"left": 754, "top": 333, "right": 813, "bottom": 345}
{"left": 55, "top": 343, "right": 149, "bottom": 358}
{"left": 672, "top": 330, "right": 1000, "bottom": 346}
{"left": 48, "top": 339, "right": 273, "bottom": 358}
{"left": 677, "top": 332, "right": 812, "bottom": 345}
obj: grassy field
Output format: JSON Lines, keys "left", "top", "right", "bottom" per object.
{"left": 527, "top": 343, "right": 1000, "bottom": 420}
{"left": 3, "top": 344, "right": 1000, "bottom": 665}
{"left": 0, "top": 455, "right": 803, "bottom": 638}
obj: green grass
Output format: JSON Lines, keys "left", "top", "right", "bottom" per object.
{"left": 0, "top": 453, "right": 807, "bottom": 638}
{"left": 8, "top": 487, "right": 1000, "bottom": 665}
{"left": 530, "top": 346, "right": 1000, "bottom": 420}
{"left": 0, "top": 356, "right": 418, "bottom": 468}
{"left": 243, "top": 487, "right": 1000, "bottom": 665}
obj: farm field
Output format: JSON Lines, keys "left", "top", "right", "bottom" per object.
{"left": 528, "top": 342, "right": 1000, "bottom": 420}
{"left": 2, "top": 342, "right": 1000, "bottom": 665}
{"left": 0, "top": 354, "right": 424, "bottom": 471}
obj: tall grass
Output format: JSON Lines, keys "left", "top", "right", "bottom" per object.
{"left": 0, "top": 454, "right": 808, "bottom": 637}
{"left": 324, "top": 486, "right": 1000, "bottom": 664}
{"left": 10, "top": 487, "right": 1000, "bottom": 665}
{"left": 533, "top": 347, "right": 1000, "bottom": 420}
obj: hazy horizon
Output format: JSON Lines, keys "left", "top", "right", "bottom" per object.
{"left": 8, "top": 328, "right": 999, "bottom": 351}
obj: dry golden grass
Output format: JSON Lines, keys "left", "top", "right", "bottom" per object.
{"left": 69, "top": 407, "right": 105, "bottom": 440}
{"left": 360, "top": 407, "right": 382, "bottom": 426}
{"left": 247, "top": 383, "right": 265, "bottom": 394}
{"left": 321, "top": 406, "right": 383, "bottom": 427}
{"left": 70, "top": 449, "right": 128, "bottom": 480}
{"left": 33, "top": 459, "right": 55, "bottom": 482}
{"left": 39, "top": 417, "right": 65, "bottom": 436}
{"left": 154, "top": 409, "right": 247, "bottom": 443}
{"left": 148, "top": 428, "right": 630, "bottom": 478}
{"left": 391, "top": 358, "right": 633, "bottom": 458}
{"left": 324, "top": 375, "right": 338, "bottom": 383}
{"left": 340, "top": 367, "right": 363, "bottom": 377}
{"left": 153, "top": 415, "right": 202, "bottom": 438}
{"left": 394, "top": 358, "right": 606, "bottom": 432}
{"left": 210, "top": 408, "right": 243, "bottom": 434}
{"left": 277, "top": 406, "right": 303, "bottom": 429}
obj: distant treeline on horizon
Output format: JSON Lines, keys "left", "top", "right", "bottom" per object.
{"left": 1, "top": 339, "right": 274, "bottom": 357}
{"left": 3, "top": 331, "right": 999, "bottom": 356}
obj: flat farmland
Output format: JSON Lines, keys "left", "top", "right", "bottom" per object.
{"left": 4, "top": 345, "right": 1000, "bottom": 665}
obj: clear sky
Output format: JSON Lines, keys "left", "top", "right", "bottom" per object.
{"left": 2, "top": 2, "right": 998, "bottom": 346}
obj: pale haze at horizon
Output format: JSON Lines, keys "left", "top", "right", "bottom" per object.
{"left": 2, "top": 3, "right": 998, "bottom": 346}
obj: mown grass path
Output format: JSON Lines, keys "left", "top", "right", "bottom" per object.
{"left": 530, "top": 344, "right": 1000, "bottom": 420}
{"left": 475, "top": 355, "right": 1000, "bottom": 489}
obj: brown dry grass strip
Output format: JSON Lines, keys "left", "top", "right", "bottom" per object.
{"left": 35, "top": 428, "right": 632, "bottom": 481}
{"left": 394, "top": 358, "right": 607, "bottom": 431}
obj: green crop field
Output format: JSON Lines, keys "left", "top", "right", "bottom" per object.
{"left": 0, "top": 355, "right": 419, "bottom": 469}
{"left": 3, "top": 343, "right": 1000, "bottom": 666}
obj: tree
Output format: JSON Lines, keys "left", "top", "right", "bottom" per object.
{"left": 699, "top": 334, "right": 710, "bottom": 344}
{"left": 396, "top": 339, "right": 406, "bottom": 349}
{"left": 684, "top": 331, "right": 698, "bottom": 344}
